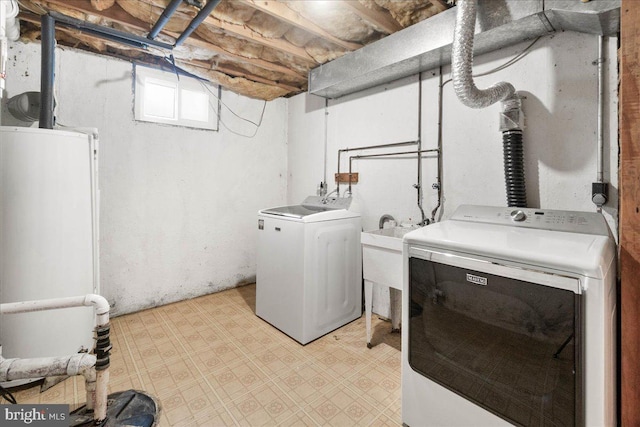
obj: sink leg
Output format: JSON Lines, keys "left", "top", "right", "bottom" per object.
{"left": 390, "top": 287, "right": 401, "bottom": 333}
{"left": 365, "top": 280, "right": 373, "bottom": 348}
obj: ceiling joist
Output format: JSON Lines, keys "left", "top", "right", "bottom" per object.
{"left": 20, "top": 12, "right": 300, "bottom": 99}
{"left": 239, "top": 0, "right": 362, "bottom": 51}
{"left": 202, "top": 15, "right": 316, "bottom": 65}
{"left": 14, "top": 0, "right": 452, "bottom": 100}
{"left": 36, "top": 0, "right": 307, "bottom": 80}
{"left": 189, "top": 59, "right": 302, "bottom": 93}
{"left": 168, "top": 32, "right": 307, "bottom": 80}
{"left": 340, "top": 1, "right": 402, "bottom": 34}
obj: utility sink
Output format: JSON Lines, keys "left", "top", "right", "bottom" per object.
{"left": 361, "top": 226, "right": 416, "bottom": 252}
{"left": 361, "top": 226, "right": 417, "bottom": 285}
{"left": 361, "top": 226, "right": 419, "bottom": 348}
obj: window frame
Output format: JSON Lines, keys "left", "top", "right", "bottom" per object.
{"left": 133, "top": 65, "right": 219, "bottom": 131}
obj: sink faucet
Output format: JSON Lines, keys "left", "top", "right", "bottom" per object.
{"left": 321, "top": 188, "right": 338, "bottom": 204}
{"left": 379, "top": 214, "right": 396, "bottom": 229}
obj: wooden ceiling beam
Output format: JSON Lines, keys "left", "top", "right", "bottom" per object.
{"left": 45, "top": 0, "right": 315, "bottom": 67}
{"left": 167, "top": 32, "right": 308, "bottom": 79}
{"left": 44, "top": 0, "right": 148, "bottom": 32}
{"left": 201, "top": 16, "right": 316, "bottom": 65}
{"left": 36, "top": 0, "right": 307, "bottom": 80}
{"left": 21, "top": 12, "right": 297, "bottom": 99}
{"left": 340, "top": 1, "right": 402, "bottom": 34}
{"left": 239, "top": 0, "right": 362, "bottom": 51}
{"left": 188, "top": 59, "right": 302, "bottom": 93}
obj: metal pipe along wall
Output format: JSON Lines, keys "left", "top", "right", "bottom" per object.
{"left": 39, "top": 14, "right": 55, "bottom": 129}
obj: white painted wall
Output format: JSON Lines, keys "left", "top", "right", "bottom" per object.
{"left": 288, "top": 31, "right": 619, "bottom": 316}
{"left": 2, "top": 42, "right": 288, "bottom": 315}
{"left": 2, "top": 31, "right": 618, "bottom": 320}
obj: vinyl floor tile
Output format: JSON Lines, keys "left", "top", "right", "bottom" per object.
{"left": 1, "top": 284, "right": 402, "bottom": 426}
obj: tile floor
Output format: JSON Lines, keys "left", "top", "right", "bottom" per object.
{"left": 2, "top": 284, "right": 402, "bottom": 426}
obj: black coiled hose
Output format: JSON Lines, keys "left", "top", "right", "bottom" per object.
{"left": 502, "top": 130, "right": 527, "bottom": 207}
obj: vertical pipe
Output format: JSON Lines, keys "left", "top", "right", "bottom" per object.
{"left": 39, "top": 14, "right": 55, "bottom": 129}
{"left": 0, "top": 1, "right": 6, "bottom": 125}
{"left": 431, "top": 67, "right": 444, "bottom": 222}
{"left": 89, "top": 132, "right": 100, "bottom": 295}
{"left": 336, "top": 149, "right": 341, "bottom": 196}
{"left": 416, "top": 73, "right": 427, "bottom": 225}
{"left": 1, "top": 0, "right": 7, "bottom": 102}
{"left": 348, "top": 157, "right": 353, "bottom": 194}
{"left": 324, "top": 98, "right": 328, "bottom": 188}
{"left": 596, "top": 35, "right": 605, "bottom": 183}
{"left": 216, "top": 85, "right": 222, "bottom": 131}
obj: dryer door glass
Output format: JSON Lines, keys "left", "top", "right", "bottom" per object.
{"left": 408, "top": 257, "right": 581, "bottom": 426}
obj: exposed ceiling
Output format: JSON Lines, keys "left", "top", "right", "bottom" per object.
{"left": 15, "top": 0, "right": 454, "bottom": 100}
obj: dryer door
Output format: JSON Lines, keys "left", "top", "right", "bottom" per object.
{"left": 408, "top": 248, "right": 582, "bottom": 427}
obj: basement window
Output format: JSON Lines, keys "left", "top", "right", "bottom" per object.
{"left": 134, "top": 65, "right": 219, "bottom": 130}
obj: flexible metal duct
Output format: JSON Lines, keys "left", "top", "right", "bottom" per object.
{"left": 453, "top": 0, "right": 527, "bottom": 208}
{"left": 452, "top": 0, "right": 515, "bottom": 108}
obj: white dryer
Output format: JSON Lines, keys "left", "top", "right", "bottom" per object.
{"left": 402, "top": 205, "right": 616, "bottom": 427}
{"left": 256, "top": 196, "right": 362, "bottom": 344}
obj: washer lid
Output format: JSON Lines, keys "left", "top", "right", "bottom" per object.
{"left": 260, "top": 204, "right": 331, "bottom": 219}
{"left": 260, "top": 195, "right": 354, "bottom": 219}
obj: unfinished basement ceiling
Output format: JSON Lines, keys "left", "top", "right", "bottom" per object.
{"left": 15, "top": 0, "right": 454, "bottom": 100}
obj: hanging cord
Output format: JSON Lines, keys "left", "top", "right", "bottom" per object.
{"left": 198, "top": 80, "right": 267, "bottom": 138}
{"left": 443, "top": 37, "right": 542, "bottom": 87}
{"left": 217, "top": 99, "right": 266, "bottom": 138}
{"left": 0, "top": 384, "right": 17, "bottom": 404}
{"left": 198, "top": 81, "right": 266, "bottom": 126}
{"left": 169, "top": 54, "right": 180, "bottom": 82}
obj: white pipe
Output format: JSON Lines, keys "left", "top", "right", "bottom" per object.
{"left": 94, "top": 369, "right": 109, "bottom": 420}
{"left": 90, "top": 133, "right": 101, "bottom": 303}
{"left": 0, "top": 294, "right": 110, "bottom": 326}
{"left": 0, "top": 353, "right": 96, "bottom": 382}
{"left": 0, "top": 294, "right": 110, "bottom": 423}
{"left": 0, "top": 353, "right": 107, "bottom": 422}
{"left": 451, "top": 0, "right": 515, "bottom": 108}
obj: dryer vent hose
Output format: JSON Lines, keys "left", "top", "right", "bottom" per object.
{"left": 503, "top": 130, "right": 527, "bottom": 208}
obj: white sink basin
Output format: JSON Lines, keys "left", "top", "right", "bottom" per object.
{"left": 362, "top": 226, "right": 420, "bottom": 346}
{"left": 361, "top": 226, "right": 418, "bottom": 287}
{"left": 361, "top": 226, "right": 417, "bottom": 252}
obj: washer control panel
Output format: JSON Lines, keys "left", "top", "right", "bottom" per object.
{"left": 302, "top": 195, "right": 352, "bottom": 210}
{"left": 510, "top": 210, "right": 527, "bottom": 222}
{"left": 451, "top": 205, "right": 611, "bottom": 236}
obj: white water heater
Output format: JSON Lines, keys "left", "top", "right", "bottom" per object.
{"left": 0, "top": 126, "right": 99, "bottom": 363}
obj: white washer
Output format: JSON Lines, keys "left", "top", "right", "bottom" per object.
{"left": 256, "top": 196, "right": 362, "bottom": 345}
{"left": 402, "top": 205, "right": 616, "bottom": 427}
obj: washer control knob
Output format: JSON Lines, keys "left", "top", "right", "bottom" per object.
{"left": 510, "top": 210, "right": 526, "bottom": 222}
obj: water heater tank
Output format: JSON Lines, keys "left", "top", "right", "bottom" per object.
{"left": 0, "top": 127, "right": 99, "bottom": 368}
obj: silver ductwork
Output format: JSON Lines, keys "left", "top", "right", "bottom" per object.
{"left": 452, "top": 0, "right": 515, "bottom": 109}
{"left": 309, "top": 0, "right": 620, "bottom": 99}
